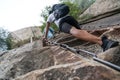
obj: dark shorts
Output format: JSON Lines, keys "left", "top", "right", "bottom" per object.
{"left": 59, "top": 16, "right": 81, "bottom": 33}
{"left": 60, "top": 23, "right": 72, "bottom": 33}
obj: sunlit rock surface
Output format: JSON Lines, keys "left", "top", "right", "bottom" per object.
{"left": 79, "top": 0, "right": 120, "bottom": 22}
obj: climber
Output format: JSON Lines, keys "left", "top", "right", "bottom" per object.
{"left": 43, "top": 3, "right": 119, "bottom": 51}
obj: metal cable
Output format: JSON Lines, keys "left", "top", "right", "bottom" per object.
{"left": 47, "top": 40, "right": 120, "bottom": 72}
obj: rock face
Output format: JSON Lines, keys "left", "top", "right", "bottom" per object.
{"left": 98, "top": 46, "right": 120, "bottom": 66}
{"left": 78, "top": 0, "right": 120, "bottom": 32}
{"left": 15, "top": 56, "right": 120, "bottom": 80}
{"left": 0, "top": 26, "right": 120, "bottom": 80}
{"left": 9, "top": 26, "right": 42, "bottom": 49}
{"left": 1, "top": 43, "right": 120, "bottom": 80}
{"left": 79, "top": 0, "right": 120, "bottom": 23}
{"left": 0, "top": 40, "right": 43, "bottom": 79}
{"left": 81, "top": 0, "right": 120, "bottom": 16}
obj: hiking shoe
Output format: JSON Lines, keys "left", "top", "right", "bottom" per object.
{"left": 101, "top": 35, "right": 119, "bottom": 51}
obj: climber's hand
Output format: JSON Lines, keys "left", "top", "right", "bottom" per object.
{"left": 42, "top": 37, "right": 48, "bottom": 47}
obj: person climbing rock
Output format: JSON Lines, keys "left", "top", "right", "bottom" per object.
{"left": 43, "top": 3, "right": 119, "bottom": 51}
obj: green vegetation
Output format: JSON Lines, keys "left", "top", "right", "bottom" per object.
{"left": 0, "top": 27, "right": 11, "bottom": 51}
{"left": 64, "top": 2, "right": 81, "bottom": 19}
{"left": 6, "top": 36, "right": 12, "bottom": 50}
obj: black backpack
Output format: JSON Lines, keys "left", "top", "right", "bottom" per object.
{"left": 49, "top": 3, "right": 70, "bottom": 20}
